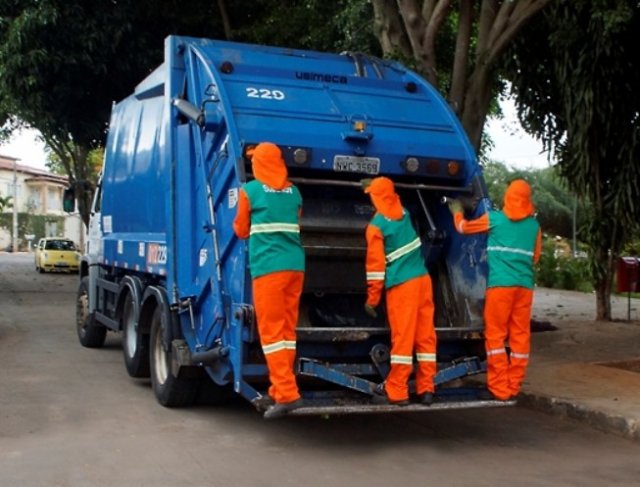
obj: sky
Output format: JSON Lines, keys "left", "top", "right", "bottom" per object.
{"left": 0, "top": 97, "right": 552, "bottom": 172}
{"left": 485, "top": 96, "right": 553, "bottom": 170}
{"left": 0, "top": 128, "right": 48, "bottom": 170}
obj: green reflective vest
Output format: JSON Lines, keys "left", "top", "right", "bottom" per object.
{"left": 243, "top": 180, "right": 305, "bottom": 278}
{"left": 370, "top": 210, "right": 428, "bottom": 288}
{"left": 487, "top": 211, "right": 540, "bottom": 288}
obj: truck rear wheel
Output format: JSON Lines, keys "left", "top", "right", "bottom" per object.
{"left": 122, "top": 292, "right": 150, "bottom": 378}
{"left": 76, "top": 276, "right": 107, "bottom": 348}
{"left": 149, "top": 304, "right": 199, "bottom": 407}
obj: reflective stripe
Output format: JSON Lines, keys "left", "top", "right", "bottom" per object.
{"left": 284, "top": 340, "right": 296, "bottom": 350}
{"left": 486, "top": 347, "right": 507, "bottom": 356}
{"left": 250, "top": 223, "right": 300, "bottom": 235}
{"left": 262, "top": 341, "right": 287, "bottom": 355}
{"left": 510, "top": 352, "right": 529, "bottom": 359}
{"left": 487, "top": 246, "right": 534, "bottom": 257}
{"left": 457, "top": 220, "right": 465, "bottom": 233}
{"left": 366, "top": 271, "right": 385, "bottom": 281}
{"left": 416, "top": 352, "right": 436, "bottom": 362}
{"left": 390, "top": 354, "right": 413, "bottom": 365}
{"left": 386, "top": 237, "right": 421, "bottom": 263}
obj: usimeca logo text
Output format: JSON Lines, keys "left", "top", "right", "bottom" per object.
{"left": 295, "top": 72, "right": 347, "bottom": 84}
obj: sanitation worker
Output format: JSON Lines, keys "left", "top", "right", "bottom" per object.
{"left": 362, "top": 177, "right": 437, "bottom": 405}
{"left": 233, "top": 142, "right": 305, "bottom": 419}
{"left": 448, "top": 179, "right": 542, "bottom": 401}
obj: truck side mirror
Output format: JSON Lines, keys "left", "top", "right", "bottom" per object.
{"left": 63, "top": 187, "right": 76, "bottom": 212}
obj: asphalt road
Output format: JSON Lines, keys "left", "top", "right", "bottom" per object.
{"left": 1, "top": 252, "right": 640, "bottom": 487}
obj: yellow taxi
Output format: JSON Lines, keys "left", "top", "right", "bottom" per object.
{"left": 35, "top": 238, "right": 80, "bottom": 273}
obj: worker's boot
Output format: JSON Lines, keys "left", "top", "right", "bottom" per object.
{"left": 252, "top": 394, "right": 275, "bottom": 411}
{"left": 263, "top": 398, "right": 304, "bottom": 420}
{"left": 371, "top": 383, "right": 409, "bottom": 406}
{"left": 478, "top": 388, "right": 510, "bottom": 401}
{"left": 416, "top": 392, "right": 434, "bottom": 405}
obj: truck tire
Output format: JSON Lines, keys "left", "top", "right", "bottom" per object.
{"left": 149, "top": 304, "right": 199, "bottom": 407}
{"left": 76, "top": 276, "right": 107, "bottom": 348}
{"left": 122, "top": 292, "right": 150, "bottom": 378}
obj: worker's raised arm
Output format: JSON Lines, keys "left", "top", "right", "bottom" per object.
{"left": 533, "top": 228, "right": 543, "bottom": 264}
{"left": 232, "top": 188, "right": 251, "bottom": 239}
{"left": 365, "top": 224, "right": 386, "bottom": 308}
{"left": 453, "top": 211, "right": 490, "bottom": 235}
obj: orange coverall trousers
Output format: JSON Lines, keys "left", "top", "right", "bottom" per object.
{"left": 385, "top": 275, "right": 437, "bottom": 401}
{"left": 484, "top": 286, "right": 533, "bottom": 400}
{"left": 253, "top": 270, "right": 304, "bottom": 404}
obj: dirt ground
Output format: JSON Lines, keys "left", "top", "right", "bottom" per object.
{"left": 2, "top": 253, "right": 640, "bottom": 487}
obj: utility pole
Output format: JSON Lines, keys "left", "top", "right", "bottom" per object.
{"left": 12, "top": 158, "right": 19, "bottom": 252}
{"left": 572, "top": 197, "right": 577, "bottom": 257}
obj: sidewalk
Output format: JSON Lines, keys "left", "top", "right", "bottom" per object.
{"left": 519, "top": 288, "right": 640, "bottom": 441}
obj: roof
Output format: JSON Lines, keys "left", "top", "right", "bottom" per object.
{"left": 0, "top": 155, "right": 68, "bottom": 184}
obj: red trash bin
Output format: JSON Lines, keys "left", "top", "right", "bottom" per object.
{"left": 616, "top": 257, "right": 639, "bottom": 293}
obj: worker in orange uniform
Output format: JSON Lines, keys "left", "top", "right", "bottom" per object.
{"left": 233, "top": 142, "right": 305, "bottom": 419}
{"left": 363, "top": 177, "right": 437, "bottom": 405}
{"left": 449, "top": 179, "right": 542, "bottom": 401}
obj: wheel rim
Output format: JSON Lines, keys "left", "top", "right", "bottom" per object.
{"left": 124, "top": 298, "right": 137, "bottom": 358}
{"left": 76, "top": 290, "right": 89, "bottom": 338}
{"left": 153, "top": 314, "right": 169, "bottom": 385}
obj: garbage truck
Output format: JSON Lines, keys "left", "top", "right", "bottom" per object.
{"left": 76, "top": 35, "right": 510, "bottom": 416}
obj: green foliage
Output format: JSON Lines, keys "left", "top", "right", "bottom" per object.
{"left": 535, "top": 238, "right": 558, "bottom": 288}
{"left": 233, "top": 0, "right": 379, "bottom": 54}
{"left": 535, "top": 236, "right": 592, "bottom": 292}
{"left": 0, "top": 194, "right": 11, "bottom": 212}
{"left": 46, "top": 145, "right": 103, "bottom": 182}
{"left": 483, "top": 160, "right": 589, "bottom": 239}
{"left": 0, "top": 212, "right": 65, "bottom": 248}
{"left": 503, "top": 0, "right": 640, "bottom": 317}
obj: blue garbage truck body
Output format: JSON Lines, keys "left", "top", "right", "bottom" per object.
{"left": 77, "top": 36, "right": 508, "bottom": 415}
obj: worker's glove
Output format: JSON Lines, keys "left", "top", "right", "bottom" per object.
{"left": 360, "top": 178, "right": 373, "bottom": 191}
{"left": 448, "top": 199, "right": 463, "bottom": 215}
{"left": 364, "top": 303, "right": 378, "bottom": 318}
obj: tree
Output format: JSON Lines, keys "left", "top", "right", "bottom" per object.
{"left": 233, "top": 0, "right": 380, "bottom": 54}
{"left": 0, "top": 0, "right": 376, "bottom": 225}
{"left": 504, "top": 0, "right": 640, "bottom": 320}
{"left": 370, "top": 0, "right": 551, "bottom": 151}
{"left": 0, "top": 0, "right": 230, "bottom": 225}
{"left": 0, "top": 195, "right": 11, "bottom": 213}
{"left": 483, "top": 161, "right": 587, "bottom": 240}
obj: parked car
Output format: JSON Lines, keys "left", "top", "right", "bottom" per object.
{"left": 35, "top": 238, "right": 80, "bottom": 273}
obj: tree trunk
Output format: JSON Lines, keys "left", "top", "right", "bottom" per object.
{"left": 216, "top": 0, "right": 233, "bottom": 40}
{"left": 449, "top": 1, "right": 473, "bottom": 115}
{"left": 460, "top": 63, "right": 493, "bottom": 151}
{"left": 594, "top": 252, "right": 613, "bottom": 321}
{"left": 371, "top": 0, "right": 413, "bottom": 60}
{"left": 73, "top": 145, "right": 92, "bottom": 228}
{"left": 44, "top": 136, "right": 93, "bottom": 228}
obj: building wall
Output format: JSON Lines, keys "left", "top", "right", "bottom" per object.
{"left": 0, "top": 156, "right": 83, "bottom": 250}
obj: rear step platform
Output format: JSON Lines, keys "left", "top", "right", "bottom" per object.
{"left": 284, "top": 398, "right": 516, "bottom": 417}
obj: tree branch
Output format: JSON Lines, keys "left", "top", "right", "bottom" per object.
{"left": 396, "top": 0, "right": 429, "bottom": 55}
{"left": 476, "top": 0, "right": 498, "bottom": 61}
{"left": 449, "top": 0, "right": 473, "bottom": 114}
{"left": 487, "top": 0, "right": 517, "bottom": 48}
{"left": 421, "top": 0, "right": 437, "bottom": 21}
{"left": 216, "top": 0, "right": 233, "bottom": 40}
{"left": 487, "top": 0, "right": 551, "bottom": 66}
{"left": 371, "top": 0, "right": 413, "bottom": 57}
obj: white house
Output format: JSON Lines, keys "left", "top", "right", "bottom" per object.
{"left": 0, "top": 155, "right": 83, "bottom": 250}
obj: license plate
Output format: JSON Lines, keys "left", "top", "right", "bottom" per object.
{"left": 333, "top": 155, "right": 380, "bottom": 175}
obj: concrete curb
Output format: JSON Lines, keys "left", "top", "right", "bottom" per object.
{"left": 518, "top": 392, "right": 640, "bottom": 442}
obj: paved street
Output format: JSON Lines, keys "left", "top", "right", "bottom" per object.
{"left": 1, "top": 252, "right": 640, "bottom": 487}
